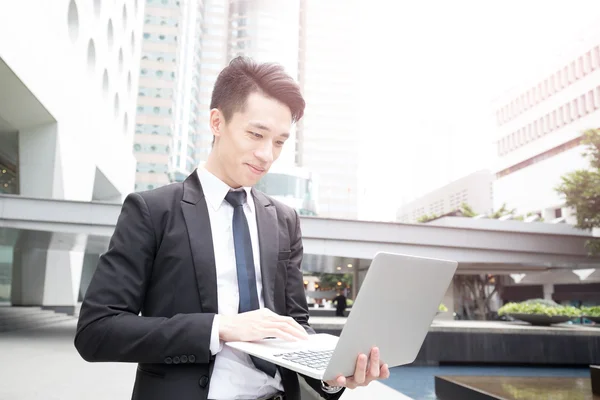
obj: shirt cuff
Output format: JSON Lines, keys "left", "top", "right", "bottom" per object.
{"left": 210, "top": 314, "right": 223, "bottom": 355}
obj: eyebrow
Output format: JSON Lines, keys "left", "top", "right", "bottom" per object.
{"left": 248, "top": 122, "right": 290, "bottom": 138}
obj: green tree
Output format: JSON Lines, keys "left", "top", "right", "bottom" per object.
{"left": 488, "top": 203, "right": 515, "bottom": 219}
{"left": 315, "top": 273, "right": 353, "bottom": 291}
{"left": 417, "top": 213, "right": 439, "bottom": 223}
{"left": 555, "top": 129, "right": 600, "bottom": 255}
{"left": 458, "top": 202, "right": 478, "bottom": 217}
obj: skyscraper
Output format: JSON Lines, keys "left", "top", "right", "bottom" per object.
{"left": 297, "top": 0, "right": 360, "bottom": 219}
{"left": 133, "top": 0, "right": 184, "bottom": 191}
{"left": 170, "top": 0, "right": 203, "bottom": 182}
{"left": 133, "top": 0, "right": 360, "bottom": 221}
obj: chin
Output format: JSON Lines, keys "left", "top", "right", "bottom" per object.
{"left": 243, "top": 175, "right": 263, "bottom": 187}
{"left": 240, "top": 165, "right": 267, "bottom": 186}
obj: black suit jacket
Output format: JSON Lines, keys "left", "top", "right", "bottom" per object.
{"left": 75, "top": 171, "right": 344, "bottom": 400}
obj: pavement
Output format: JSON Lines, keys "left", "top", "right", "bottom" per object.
{"left": 0, "top": 319, "right": 411, "bottom": 400}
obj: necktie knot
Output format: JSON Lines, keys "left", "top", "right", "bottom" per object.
{"left": 225, "top": 190, "right": 246, "bottom": 208}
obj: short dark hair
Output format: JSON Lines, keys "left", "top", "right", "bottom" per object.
{"left": 210, "top": 56, "right": 305, "bottom": 126}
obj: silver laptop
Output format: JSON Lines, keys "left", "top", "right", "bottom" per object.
{"left": 226, "top": 251, "right": 458, "bottom": 381}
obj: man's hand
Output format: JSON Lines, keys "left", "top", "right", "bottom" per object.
{"left": 219, "top": 308, "right": 309, "bottom": 342}
{"left": 325, "top": 347, "right": 390, "bottom": 389}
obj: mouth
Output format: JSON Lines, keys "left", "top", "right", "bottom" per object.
{"left": 246, "top": 163, "right": 266, "bottom": 175}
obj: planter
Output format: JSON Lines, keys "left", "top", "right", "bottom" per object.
{"left": 507, "top": 313, "right": 576, "bottom": 326}
{"left": 583, "top": 316, "right": 600, "bottom": 324}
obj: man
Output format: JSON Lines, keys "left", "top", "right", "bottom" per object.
{"left": 332, "top": 291, "right": 348, "bottom": 317}
{"left": 75, "top": 57, "right": 389, "bottom": 400}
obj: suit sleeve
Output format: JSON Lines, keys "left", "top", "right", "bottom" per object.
{"left": 74, "top": 192, "right": 215, "bottom": 365}
{"left": 285, "top": 210, "right": 345, "bottom": 400}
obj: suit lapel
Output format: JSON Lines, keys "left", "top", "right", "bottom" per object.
{"left": 181, "top": 170, "right": 218, "bottom": 314}
{"left": 252, "top": 189, "right": 279, "bottom": 311}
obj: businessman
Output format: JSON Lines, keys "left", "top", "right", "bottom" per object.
{"left": 75, "top": 56, "right": 389, "bottom": 400}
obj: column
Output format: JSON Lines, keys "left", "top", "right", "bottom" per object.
{"left": 543, "top": 283, "right": 554, "bottom": 301}
{"left": 18, "top": 123, "right": 61, "bottom": 198}
{"left": 11, "top": 231, "right": 86, "bottom": 314}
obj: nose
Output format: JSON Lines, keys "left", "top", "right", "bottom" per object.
{"left": 254, "top": 141, "right": 274, "bottom": 164}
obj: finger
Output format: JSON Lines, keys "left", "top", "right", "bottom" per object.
{"left": 278, "top": 316, "right": 309, "bottom": 337}
{"left": 380, "top": 363, "right": 390, "bottom": 379}
{"left": 266, "top": 327, "right": 299, "bottom": 342}
{"left": 353, "top": 353, "right": 368, "bottom": 384}
{"left": 266, "top": 315, "right": 308, "bottom": 338}
{"left": 325, "top": 376, "right": 346, "bottom": 387}
{"left": 270, "top": 322, "right": 308, "bottom": 340}
{"left": 265, "top": 323, "right": 303, "bottom": 342}
{"left": 368, "top": 347, "right": 380, "bottom": 378}
{"left": 342, "top": 376, "right": 358, "bottom": 389}
{"left": 285, "top": 320, "right": 309, "bottom": 339}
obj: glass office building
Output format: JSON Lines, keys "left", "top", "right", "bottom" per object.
{"left": 254, "top": 166, "right": 318, "bottom": 216}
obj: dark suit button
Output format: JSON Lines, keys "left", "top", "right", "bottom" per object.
{"left": 173, "top": 356, "right": 180, "bottom": 364}
{"left": 180, "top": 355, "right": 188, "bottom": 363}
{"left": 165, "top": 357, "right": 172, "bottom": 364}
{"left": 189, "top": 355, "right": 196, "bottom": 363}
{"left": 198, "top": 375, "right": 209, "bottom": 388}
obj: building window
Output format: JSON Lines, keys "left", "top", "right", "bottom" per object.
{"left": 556, "top": 71, "right": 563, "bottom": 89}
{"left": 542, "top": 116, "right": 548, "bottom": 135}
{"left": 557, "top": 106, "right": 564, "bottom": 126}
{"left": 587, "top": 90, "right": 596, "bottom": 112}
{"left": 568, "top": 63, "right": 575, "bottom": 83}
{"left": 585, "top": 51, "right": 592, "bottom": 74}
{"left": 580, "top": 94, "right": 588, "bottom": 116}
{"left": 572, "top": 98, "right": 580, "bottom": 119}
{"left": 593, "top": 46, "right": 600, "bottom": 70}
{"left": 565, "top": 102, "right": 572, "bottom": 122}
{"left": 540, "top": 82, "right": 546, "bottom": 100}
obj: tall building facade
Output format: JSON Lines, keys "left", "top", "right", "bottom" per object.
{"left": 134, "top": 0, "right": 184, "bottom": 191}
{"left": 170, "top": 0, "right": 203, "bottom": 182}
{"left": 492, "top": 26, "right": 600, "bottom": 223}
{"left": 0, "top": 0, "right": 144, "bottom": 305}
{"left": 297, "top": 0, "right": 360, "bottom": 220}
{"left": 193, "top": 0, "right": 229, "bottom": 164}
{"left": 254, "top": 165, "right": 318, "bottom": 215}
{"left": 132, "top": 0, "right": 360, "bottom": 220}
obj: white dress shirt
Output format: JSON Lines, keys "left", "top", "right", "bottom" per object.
{"left": 198, "top": 167, "right": 284, "bottom": 400}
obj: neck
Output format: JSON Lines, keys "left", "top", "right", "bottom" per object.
{"left": 204, "top": 151, "right": 241, "bottom": 189}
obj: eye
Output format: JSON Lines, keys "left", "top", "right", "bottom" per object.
{"left": 248, "top": 131, "right": 262, "bottom": 139}
{"left": 275, "top": 140, "right": 285, "bottom": 147}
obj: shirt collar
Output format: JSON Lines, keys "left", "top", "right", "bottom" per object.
{"left": 197, "top": 167, "right": 254, "bottom": 212}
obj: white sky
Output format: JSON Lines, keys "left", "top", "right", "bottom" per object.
{"left": 355, "top": 0, "right": 600, "bottom": 221}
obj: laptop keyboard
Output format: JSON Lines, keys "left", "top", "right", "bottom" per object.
{"left": 273, "top": 349, "right": 334, "bottom": 370}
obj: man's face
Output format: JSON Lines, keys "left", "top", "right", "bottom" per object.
{"left": 210, "top": 92, "right": 293, "bottom": 188}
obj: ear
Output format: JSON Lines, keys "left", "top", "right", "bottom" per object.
{"left": 209, "top": 109, "right": 223, "bottom": 141}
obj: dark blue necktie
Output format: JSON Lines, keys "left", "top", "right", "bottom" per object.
{"left": 225, "top": 190, "right": 277, "bottom": 378}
